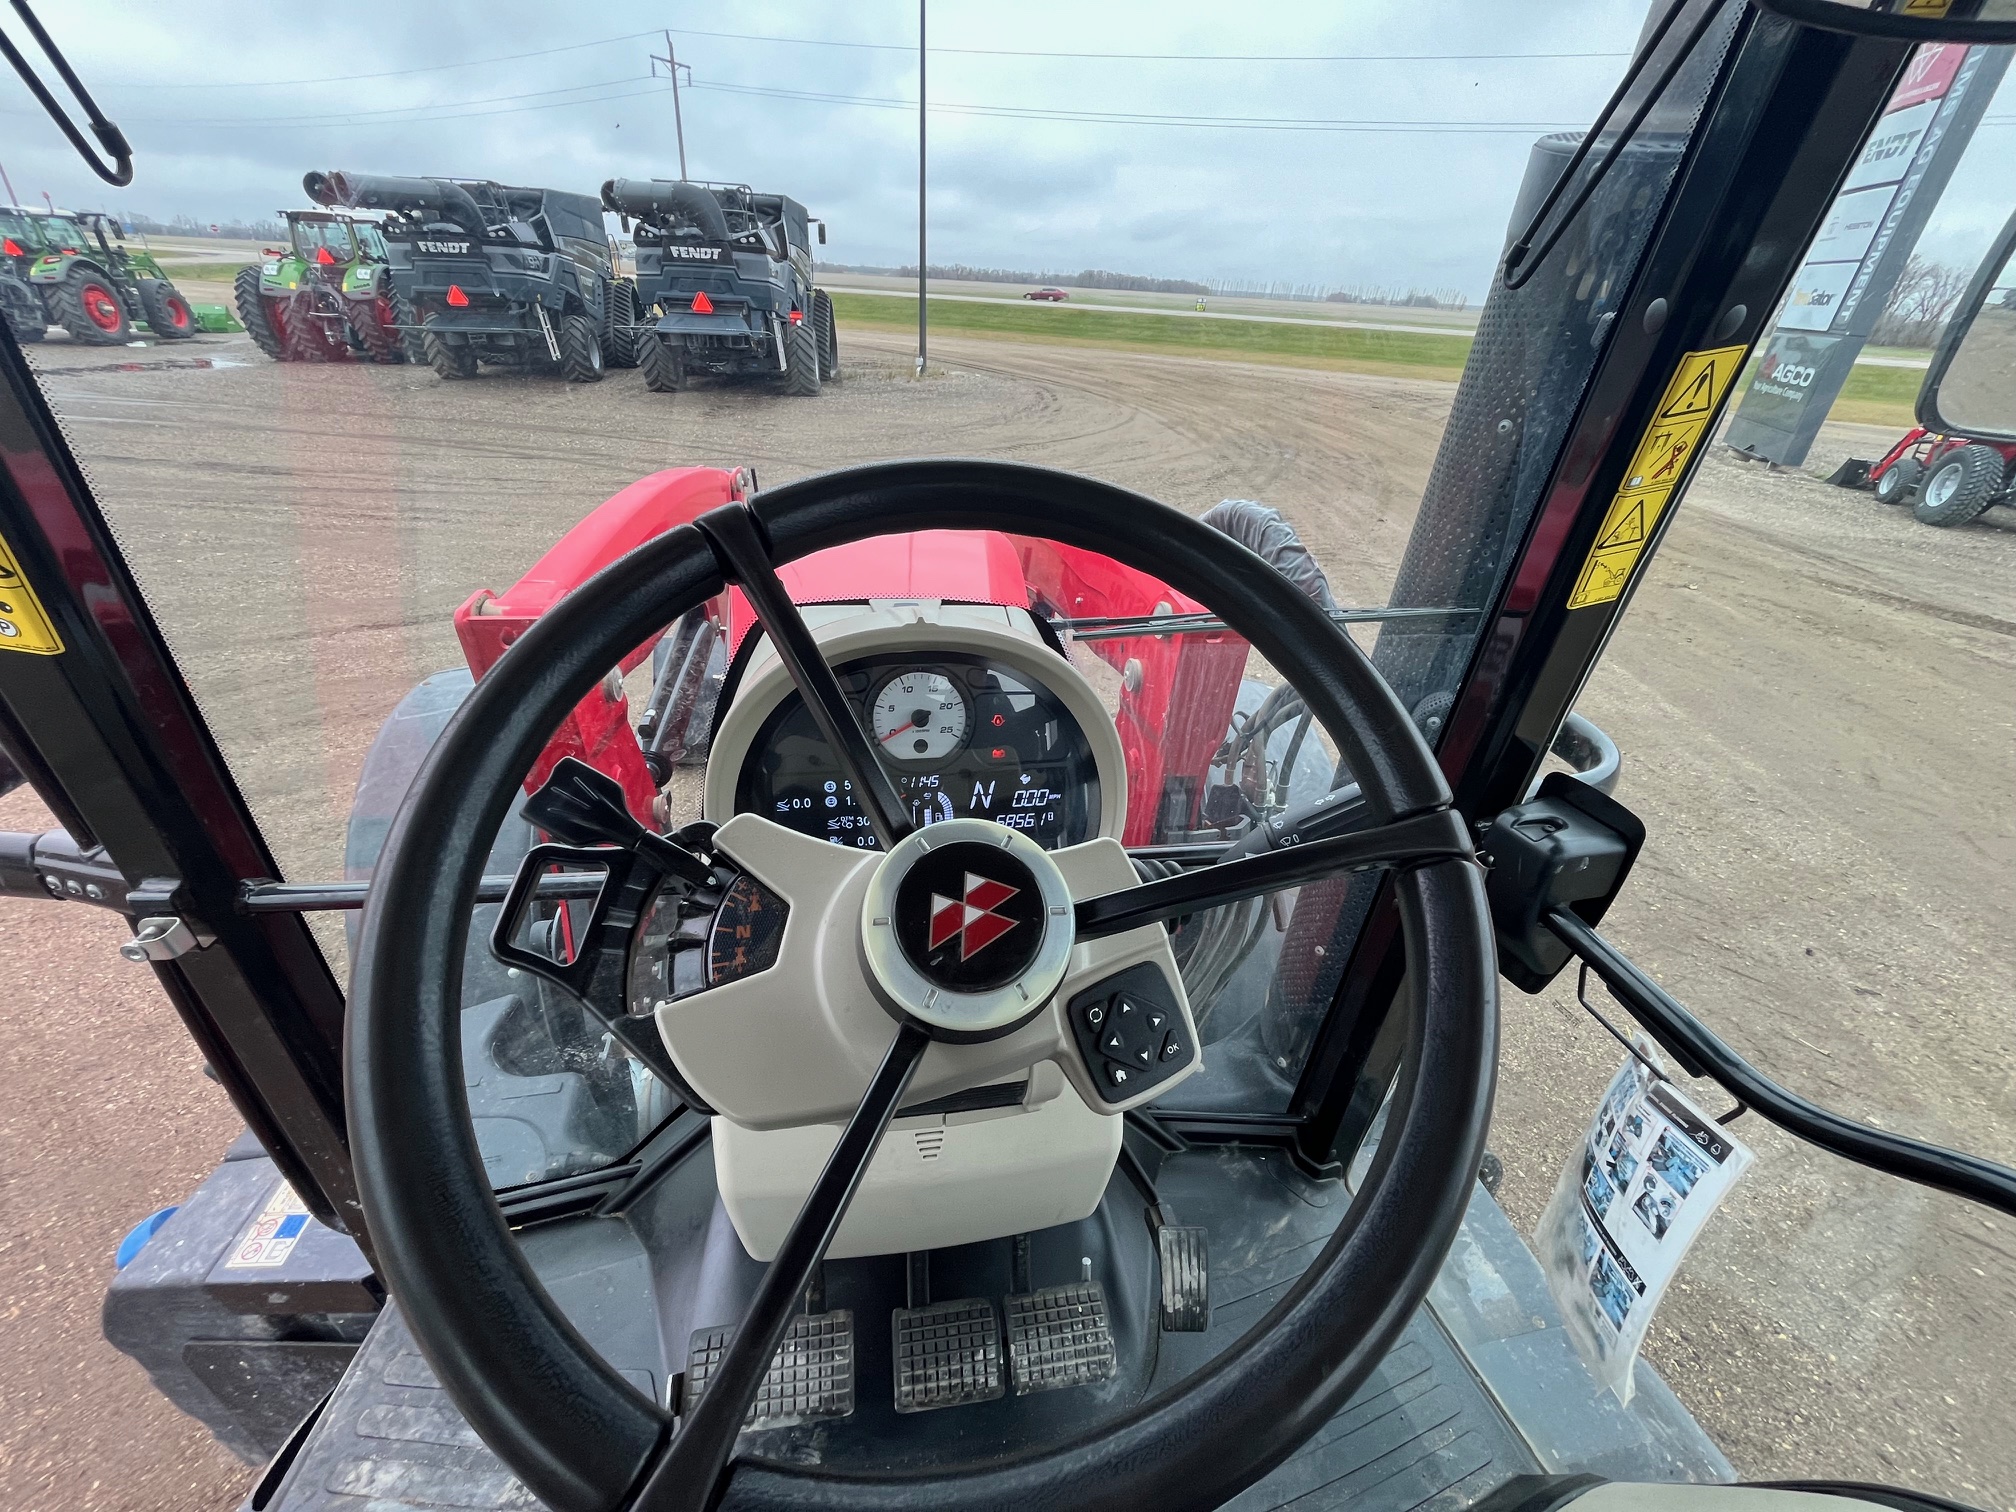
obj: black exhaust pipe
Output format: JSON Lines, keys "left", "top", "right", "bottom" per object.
{"left": 304, "top": 172, "right": 488, "bottom": 238}
{"left": 600, "top": 178, "right": 730, "bottom": 241}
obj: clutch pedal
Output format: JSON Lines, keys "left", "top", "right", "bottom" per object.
{"left": 1004, "top": 1273, "right": 1118, "bottom": 1395}
{"left": 685, "top": 1308, "right": 854, "bottom": 1428}
{"left": 891, "top": 1297, "right": 1005, "bottom": 1412}
{"left": 1156, "top": 1224, "right": 1211, "bottom": 1333}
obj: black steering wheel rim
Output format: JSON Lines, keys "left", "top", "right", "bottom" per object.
{"left": 348, "top": 458, "right": 1498, "bottom": 1512}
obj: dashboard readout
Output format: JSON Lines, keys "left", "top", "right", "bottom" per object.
{"left": 737, "top": 653, "right": 1100, "bottom": 852}
{"left": 871, "top": 670, "right": 969, "bottom": 761}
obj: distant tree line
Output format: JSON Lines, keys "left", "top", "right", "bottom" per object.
{"left": 821, "top": 262, "right": 1209, "bottom": 295}
{"left": 119, "top": 212, "right": 288, "bottom": 243}
{"left": 1870, "top": 254, "right": 1970, "bottom": 348}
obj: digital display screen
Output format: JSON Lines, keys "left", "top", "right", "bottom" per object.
{"left": 736, "top": 652, "right": 1101, "bottom": 852}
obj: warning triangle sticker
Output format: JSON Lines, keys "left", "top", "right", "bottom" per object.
{"left": 1577, "top": 553, "right": 1634, "bottom": 603}
{"left": 1596, "top": 501, "right": 1647, "bottom": 550}
{"left": 1657, "top": 363, "right": 1719, "bottom": 421}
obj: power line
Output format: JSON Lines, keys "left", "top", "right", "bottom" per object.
{"left": 128, "top": 75, "right": 656, "bottom": 128}
{"left": 99, "top": 30, "right": 660, "bottom": 89}
{"left": 685, "top": 79, "right": 1585, "bottom": 134}
{"left": 665, "top": 25, "right": 1632, "bottom": 63}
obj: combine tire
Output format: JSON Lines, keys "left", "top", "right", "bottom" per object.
{"left": 0, "top": 277, "right": 43, "bottom": 343}
{"left": 1914, "top": 444, "right": 2004, "bottom": 528}
{"left": 559, "top": 313, "right": 605, "bottom": 382}
{"left": 347, "top": 288, "right": 404, "bottom": 364}
{"left": 780, "top": 310, "right": 821, "bottom": 396}
{"left": 235, "top": 267, "right": 284, "bottom": 360}
{"left": 390, "top": 290, "right": 426, "bottom": 364}
{"left": 55, "top": 266, "right": 130, "bottom": 344}
{"left": 815, "top": 289, "right": 840, "bottom": 381}
{"left": 138, "top": 278, "right": 195, "bottom": 340}
{"left": 1873, "top": 457, "right": 1920, "bottom": 505}
{"left": 639, "top": 333, "right": 685, "bottom": 393}
{"left": 422, "top": 315, "right": 479, "bottom": 380}
{"left": 603, "top": 281, "right": 640, "bottom": 368}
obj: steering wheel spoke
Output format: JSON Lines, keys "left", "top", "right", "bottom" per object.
{"left": 695, "top": 502, "right": 914, "bottom": 849}
{"left": 628, "top": 1021, "right": 932, "bottom": 1512}
{"left": 1074, "top": 806, "right": 1473, "bottom": 940}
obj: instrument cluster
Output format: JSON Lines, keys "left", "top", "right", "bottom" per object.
{"left": 735, "top": 651, "right": 1102, "bottom": 851}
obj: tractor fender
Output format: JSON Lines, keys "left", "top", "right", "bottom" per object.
{"left": 28, "top": 253, "right": 105, "bottom": 287}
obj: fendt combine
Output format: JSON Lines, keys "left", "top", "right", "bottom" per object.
{"left": 306, "top": 170, "right": 637, "bottom": 382}
{"left": 236, "top": 208, "right": 410, "bottom": 363}
{"left": 604, "top": 178, "right": 837, "bottom": 395}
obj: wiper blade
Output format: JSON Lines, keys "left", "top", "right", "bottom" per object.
{"left": 0, "top": 0, "right": 134, "bottom": 186}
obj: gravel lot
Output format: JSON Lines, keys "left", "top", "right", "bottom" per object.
{"left": 3, "top": 317, "right": 2010, "bottom": 1510}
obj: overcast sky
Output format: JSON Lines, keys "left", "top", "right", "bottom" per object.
{"left": 3, "top": 1, "right": 2012, "bottom": 297}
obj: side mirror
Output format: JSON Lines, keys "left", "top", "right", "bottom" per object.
{"left": 816, "top": 221, "right": 827, "bottom": 246}
{"left": 1919, "top": 206, "right": 2016, "bottom": 443}
{"left": 1752, "top": 0, "right": 2016, "bottom": 42}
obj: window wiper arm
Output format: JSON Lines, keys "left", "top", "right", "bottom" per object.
{"left": 0, "top": 0, "right": 133, "bottom": 186}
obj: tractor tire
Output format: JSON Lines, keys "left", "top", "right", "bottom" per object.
{"left": 138, "top": 278, "right": 195, "bottom": 340}
{"left": 603, "top": 281, "right": 640, "bottom": 368}
{"left": 390, "top": 289, "right": 426, "bottom": 364}
{"left": 558, "top": 313, "right": 605, "bottom": 382}
{"left": 422, "top": 315, "right": 479, "bottom": 380}
{"left": 282, "top": 293, "right": 349, "bottom": 362}
{"left": 1873, "top": 457, "right": 1920, "bottom": 506}
{"left": 639, "top": 333, "right": 685, "bottom": 393}
{"left": 235, "top": 266, "right": 284, "bottom": 360}
{"left": 814, "top": 289, "right": 840, "bottom": 381}
{"left": 1913, "top": 444, "right": 2005, "bottom": 528}
{"left": 0, "top": 277, "right": 44, "bottom": 343}
{"left": 54, "top": 265, "right": 131, "bottom": 344}
{"left": 347, "top": 288, "right": 403, "bottom": 364}
{"left": 779, "top": 310, "right": 821, "bottom": 396}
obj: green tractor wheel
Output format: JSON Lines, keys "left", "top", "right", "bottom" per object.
{"left": 55, "top": 266, "right": 131, "bottom": 345}
{"left": 138, "top": 278, "right": 195, "bottom": 340}
{"left": 347, "top": 286, "right": 405, "bottom": 364}
{"left": 282, "top": 291, "right": 352, "bottom": 362}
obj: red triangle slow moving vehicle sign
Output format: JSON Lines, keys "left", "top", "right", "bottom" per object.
{"left": 691, "top": 290, "right": 715, "bottom": 314}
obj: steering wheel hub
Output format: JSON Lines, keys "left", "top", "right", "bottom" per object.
{"left": 861, "top": 818, "right": 1074, "bottom": 1040}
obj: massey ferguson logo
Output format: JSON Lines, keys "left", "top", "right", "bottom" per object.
{"left": 416, "top": 239, "right": 471, "bottom": 255}
{"left": 929, "top": 873, "right": 1021, "bottom": 959}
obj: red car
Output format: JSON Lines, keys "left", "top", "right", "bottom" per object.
{"left": 1022, "top": 287, "right": 1069, "bottom": 301}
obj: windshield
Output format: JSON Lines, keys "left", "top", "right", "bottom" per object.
{"left": 290, "top": 217, "right": 356, "bottom": 260}
{"left": 5, "top": 9, "right": 2015, "bottom": 1509}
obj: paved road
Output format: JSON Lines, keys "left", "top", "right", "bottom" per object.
{"left": 3, "top": 319, "right": 2011, "bottom": 1510}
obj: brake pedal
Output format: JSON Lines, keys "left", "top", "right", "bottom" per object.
{"left": 1157, "top": 1224, "right": 1211, "bottom": 1333}
{"left": 891, "top": 1297, "right": 1005, "bottom": 1413}
{"left": 686, "top": 1308, "right": 854, "bottom": 1427}
{"left": 1005, "top": 1276, "right": 1118, "bottom": 1395}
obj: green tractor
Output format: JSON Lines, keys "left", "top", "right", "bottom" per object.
{"left": 235, "top": 210, "right": 410, "bottom": 363}
{"left": 1, "top": 207, "right": 196, "bottom": 344}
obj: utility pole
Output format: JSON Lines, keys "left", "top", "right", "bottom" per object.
{"left": 649, "top": 32, "right": 692, "bottom": 179}
{"left": 917, "top": 0, "right": 927, "bottom": 378}
{"left": 0, "top": 160, "right": 18, "bottom": 207}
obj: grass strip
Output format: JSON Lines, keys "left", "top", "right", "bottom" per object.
{"left": 830, "top": 290, "right": 1474, "bottom": 381}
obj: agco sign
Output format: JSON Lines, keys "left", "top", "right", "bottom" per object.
{"left": 1760, "top": 353, "right": 1818, "bottom": 388}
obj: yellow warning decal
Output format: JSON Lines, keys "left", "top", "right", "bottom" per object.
{"left": 1567, "top": 344, "right": 1746, "bottom": 611}
{"left": 0, "top": 530, "right": 64, "bottom": 655}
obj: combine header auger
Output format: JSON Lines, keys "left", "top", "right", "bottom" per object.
{"left": 236, "top": 209, "right": 410, "bottom": 364}
{"left": 306, "top": 170, "right": 636, "bottom": 383}
{"left": 603, "top": 177, "right": 836, "bottom": 396}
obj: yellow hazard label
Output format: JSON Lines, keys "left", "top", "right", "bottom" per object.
{"left": 0, "top": 530, "right": 64, "bottom": 654}
{"left": 1902, "top": 0, "right": 1952, "bottom": 16}
{"left": 1567, "top": 344, "right": 1745, "bottom": 611}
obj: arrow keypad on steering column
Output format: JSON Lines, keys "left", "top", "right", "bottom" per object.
{"left": 1067, "top": 964, "right": 1192, "bottom": 1104}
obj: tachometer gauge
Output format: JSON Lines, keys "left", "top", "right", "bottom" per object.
{"left": 871, "top": 669, "right": 969, "bottom": 761}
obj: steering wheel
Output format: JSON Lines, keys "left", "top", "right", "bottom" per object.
{"left": 348, "top": 459, "right": 1498, "bottom": 1512}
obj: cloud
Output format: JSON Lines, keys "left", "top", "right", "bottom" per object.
{"left": 2, "top": 0, "right": 2010, "bottom": 297}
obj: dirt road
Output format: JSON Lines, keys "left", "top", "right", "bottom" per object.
{"left": 4, "top": 321, "right": 2011, "bottom": 1509}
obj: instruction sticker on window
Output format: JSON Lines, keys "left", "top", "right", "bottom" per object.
{"left": 0, "top": 530, "right": 63, "bottom": 654}
{"left": 1567, "top": 345, "right": 1745, "bottom": 611}
{"left": 1535, "top": 1053, "right": 1753, "bottom": 1404}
